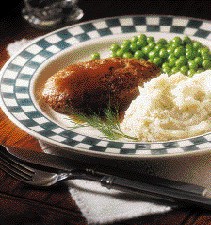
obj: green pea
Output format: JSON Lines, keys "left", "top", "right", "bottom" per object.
{"left": 159, "top": 48, "right": 168, "bottom": 59}
{"left": 130, "top": 42, "right": 139, "bottom": 52}
{"left": 131, "top": 36, "right": 138, "bottom": 43}
{"left": 147, "top": 36, "right": 155, "bottom": 43}
{"left": 168, "top": 57, "right": 177, "bottom": 67}
{"left": 202, "top": 59, "right": 211, "bottom": 69}
{"left": 154, "top": 44, "right": 163, "bottom": 51}
{"left": 121, "top": 40, "right": 131, "bottom": 52}
{"left": 158, "top": 38, "right": 168, "bottom": 45}
{"left": 187, "top": 69, "right": 195, "bottom": 77}
{"left": 186, "top": 49, "right": 196, "bottom": 60}
{"left": 142, "top": 45, "right": 151, "bottom": 55}
{"left": 123, "top": 52, "right": 133, "bottom": 59}
{"left": 193, "top": 42, "right": 202, "bottom": 50}
{"left": 138, "top": 34, "right": 147, "bottom": 42}
{"left": 194, "top": 57, "right": 203, "bottom": 66}
{"left": 148, "top": 50, "right": 157, "bottom": 59}
{"left": 171, "top": 67, "right": 180, "bottom": 74}
{"left": 180, "top": 65, "right": 188, "bottom": 75}
{"left": 91, "top": 52, "right": 100, "bottom": 60}
{"left": 200, "top": 48, "right": 211, "bottom": 59}
{"left": 183, "top": 36, "right": 192, "bottom": 44}
{"left": 153, "top": 57, "right": 162, "bottom": 66}
{"left": 137, "top": 39, "right": 148, "bottom": 48}
{"left": 202, "top": 52, "right": 211, "bottom": 60}
{"left": 186, "top": 43, "right": 193, "bottom": 51}
{"left": 110, "top": 43, "right": 120, "bottom": 52}
{"left": 170, "top": 42, "right": 181, "bottom": 50}
{"left": 174, "top": 46, "right": 186, "bottom": 58}
{"left": 162, "top": 66, "right": 171, "bottom": 74}
{"left": 172, "top": 36, "right": 183, "bottom": 45}
{"left": 188, "top": 60, "right": 198, "bottom": 70}
{"left": 148, "top": 42, "right": 156, "bottom": 50}
{"left": 200, "top": 47, "right": 210, "bottom": 56}
{"left": 175, "top": 57, "right": 186, "bottom": 67}
{"left": 162, "top": 62, "right": 170, "bottom": 68}
{"left": 168, "top": 54, "right": 176, "bottom": 60}
{"left": 116, "top": 49, "right": 124, "bottom": 57}
{"left": 134, "top": 50, "right": 145, "bottom": 59}
{"left": 167, "top": 47, "right": 174, "bottom": 54}
{"left": 179, "top": 55, "right": 187, "bottom": 63}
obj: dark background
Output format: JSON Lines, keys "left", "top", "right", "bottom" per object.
{"left": 1, "top": 1, "right": 211, "bottom": 41}
{"left": 1, "top": 1, "right": 211, "bottom": 21}
{"left": 1, "top": 0, "right": 211, "bottom": 19}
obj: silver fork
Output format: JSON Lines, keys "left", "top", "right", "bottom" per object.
{"left": 0, "top": 147, "right": 123, "bottom": 186}
{"left": 1, "top": 148, "right": 211, "bottom": 210}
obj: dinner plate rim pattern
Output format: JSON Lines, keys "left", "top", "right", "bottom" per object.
{"left": 0, "top": 15, "right": 211, "bottom": 158}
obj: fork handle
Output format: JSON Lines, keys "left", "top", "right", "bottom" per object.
{"left": 99, "top": 175, "right": 211, "bottom": 210}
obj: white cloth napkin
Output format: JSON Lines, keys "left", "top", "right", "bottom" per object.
{"left": 6, "top": 38, "right": 211, "bottom": 224}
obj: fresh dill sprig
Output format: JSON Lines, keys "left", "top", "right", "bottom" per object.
{"left": 68, "top": 108, "right": 137, "bottom": 141}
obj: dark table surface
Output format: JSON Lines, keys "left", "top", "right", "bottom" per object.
{"left": 0, "top": 1, "right": 211, "bottom": 224}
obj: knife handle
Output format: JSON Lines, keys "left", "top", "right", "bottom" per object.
{"left": 99, "top": 174, "right": 211, "bottom": 210}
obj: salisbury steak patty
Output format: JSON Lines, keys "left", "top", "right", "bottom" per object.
{"left": 41, "top": 58, "right": 160, "bottom": 114}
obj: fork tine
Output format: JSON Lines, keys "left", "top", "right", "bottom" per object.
{"left": 0, "top": 151, "right": 34, "bottom": 181}
{"left": 0, "top": 163, "right": 31, "bottom": 181}
{"left": 0, "top": 149, "right": 35, "bottom": 173}
{"left": 0, "top": 149, "right": 60, "bottom": 186}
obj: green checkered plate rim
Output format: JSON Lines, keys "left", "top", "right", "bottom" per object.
{"left": 0, "top": 15, "right": 211, "bottom": 158}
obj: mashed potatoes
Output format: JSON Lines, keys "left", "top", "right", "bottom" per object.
{"left": 120, "top": 70, "right": 211, "bottom": 142}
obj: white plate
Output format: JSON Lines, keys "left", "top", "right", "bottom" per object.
{"left": 1, "top": 15, "right": 211, "bottom": 159}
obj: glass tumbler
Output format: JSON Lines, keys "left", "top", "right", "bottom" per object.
{"left": 22, "top": 0, "right": 84, "bottom": 29}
